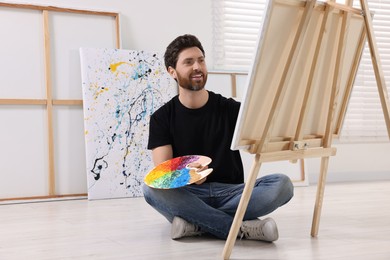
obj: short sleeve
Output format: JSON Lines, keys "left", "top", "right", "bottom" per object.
{"left": 227, "top": 97, "right": 241, "bottom": 129}
{"left": 147, "top": 106, "right": 172, "bottom": 150}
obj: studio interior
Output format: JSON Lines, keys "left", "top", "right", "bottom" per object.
{"left": 1, "top": 0, "right": 389, "bottom": 259}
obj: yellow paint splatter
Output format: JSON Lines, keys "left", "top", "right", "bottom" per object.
{"left": 109, "top": 61, "right": 136, "bottom": 78}
{"left": 93, "top": 87, "right": 109, "bottom": 100}
{"left": 90, "top": 82, "right": 109, "bottom": 100}
{"left": 109, "top": 62, "right": 128, "bottom": 72}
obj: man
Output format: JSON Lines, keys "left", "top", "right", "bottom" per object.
{"left": 142, "top": 34, "right": 293, "bottom": 242}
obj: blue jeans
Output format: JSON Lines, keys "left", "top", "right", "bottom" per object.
{"left": 142, "top": 173, "right": 294, "bottom": 239}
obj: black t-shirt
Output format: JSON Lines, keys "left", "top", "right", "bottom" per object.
{"left": 147, "top": 91, "right": 244, "bottom": 184}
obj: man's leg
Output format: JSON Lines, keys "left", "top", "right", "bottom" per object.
{"left": 215, "top": 173, "right": 294, "bottom": 219}
{"left": 245, "top": 173, "right": 294, "bottom": 219}
{"left": 142, "top": 183, "right": 234, "bottom": 239}
{"left": 142, "top": 174, "right": 293, "bottom": 240}
{"left": 213, "top": 173, "right": 293, "bottom": 242}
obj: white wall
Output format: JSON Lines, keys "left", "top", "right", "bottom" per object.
{"left": 3, "top": 0, "right": 213, "bottom": 64}
{"left": 307, "top": 142, "right": 390, "bottom": 184}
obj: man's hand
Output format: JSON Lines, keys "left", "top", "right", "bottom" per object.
{"left": 187, "top": 162, "right": 208, "bottom": 185}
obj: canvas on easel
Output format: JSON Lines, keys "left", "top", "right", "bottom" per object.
{"left": 222, "top": 0, "right": 390, "bottom": 259}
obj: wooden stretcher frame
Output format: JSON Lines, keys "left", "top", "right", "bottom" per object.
{"left": 223, "top": 0, "right": 390, "bottom": 258}
{"left": 0, "top": 2, "right": 120, "bottom": 201}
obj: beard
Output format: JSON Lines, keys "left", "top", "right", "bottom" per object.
{"left": 176, "top": 70, "right": 208, "bottom": 91}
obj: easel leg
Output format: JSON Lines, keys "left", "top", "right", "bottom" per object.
{"left": 222, "top": 154, "right": 262, "bottom": 260}
{"left": 311, "top": 156, "right": 330, "bottom": 237}
{"left": 359, "top": 0, "right": 390, "bottom": 138}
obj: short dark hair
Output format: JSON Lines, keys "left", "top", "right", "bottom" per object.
{"left": 164, "top": 34, "right": 205, "bottom": 70}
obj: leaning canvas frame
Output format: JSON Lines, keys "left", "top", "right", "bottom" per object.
{"left": 0, "top": 2, "right": 120, "bottom": 200}
{"left": 223, "top": 0, "right": 390, "bottom": 259}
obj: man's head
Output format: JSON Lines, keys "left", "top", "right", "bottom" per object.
{"left": 164, "top": 34, "right": 208, "bottom": 91}
{"left": 164, "top": 34, "right": 205, "bottom": 70}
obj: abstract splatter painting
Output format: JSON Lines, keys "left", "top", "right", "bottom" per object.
{"left": 80, "top": 48, "right": 177, "bottom": 199}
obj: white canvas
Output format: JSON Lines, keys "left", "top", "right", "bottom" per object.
{"left": 80, "top": 48, "right": 177, "bottom": 200}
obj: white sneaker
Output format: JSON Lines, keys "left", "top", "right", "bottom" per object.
{"left": 239, "top": 218, "right": 279, "bottom": 242}
{"left": 171, "top": 216, "right": 202, "bottom": 240}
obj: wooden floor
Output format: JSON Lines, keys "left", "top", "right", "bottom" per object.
{"left": 1, "top": 181, "right": 390, "bottom": 260}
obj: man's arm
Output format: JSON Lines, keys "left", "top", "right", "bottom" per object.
{"left": 151, "top": 144, "right": 173, "bottom": 166}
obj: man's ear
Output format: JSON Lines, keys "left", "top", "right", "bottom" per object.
{"left": 167, "top": 66, "right": 176, "bottom": 80}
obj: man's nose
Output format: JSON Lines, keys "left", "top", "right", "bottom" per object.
{"left": 193, "top": 61, "right": 201, "bottom": 70}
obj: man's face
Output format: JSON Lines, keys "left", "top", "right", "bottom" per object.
{"left": 169, "top": 47, "right": 208, "bottom": 91}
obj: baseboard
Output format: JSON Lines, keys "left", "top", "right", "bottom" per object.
{"left": 308, "top": 171, "right": 390, "bottom": 184}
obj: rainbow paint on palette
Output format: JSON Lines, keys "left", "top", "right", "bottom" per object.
{"left": 144, "top": 155, "right": 213, "bottom": 189}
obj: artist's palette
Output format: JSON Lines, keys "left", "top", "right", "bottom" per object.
{"left": 144, "top": 155, "right": 213, "bottom": 189}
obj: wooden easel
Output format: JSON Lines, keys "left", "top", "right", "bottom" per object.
{"left": 222, "top": 0, "right": 390, "bottom": 259}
